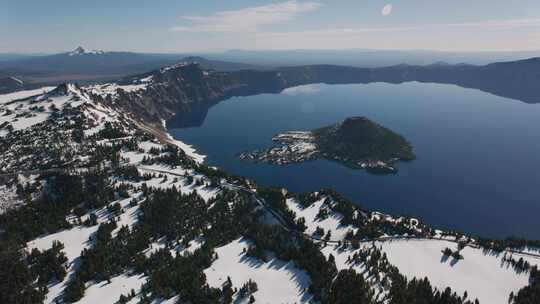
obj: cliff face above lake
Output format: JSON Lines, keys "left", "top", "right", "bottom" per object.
{"left": 85, "top": 63, "right": 286, "bottom": 130}
{"left": 76, "top": 57, "right": 540, "bottom": 133}
{"left": 278, "top": 58, "right": 540, "bottom": 104}
{"left": 239, "top": 116, "right": 415, "bottom": 174}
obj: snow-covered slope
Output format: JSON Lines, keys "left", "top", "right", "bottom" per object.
{"left": 285, "top": 194, "right": 540, "bottom": 304}
{"left": 1, "top": 68, "right": 539, "bottom": 304}
{"left": 204, "top": 238, "right": 312, "bottom": 304}
{"left": 0, "top": 86, "right": 55, "bottom": 105}
{"left": 0, "top": 84, "right": 89, "bottom": 134}
{"left": 378, "top": 239, "right": 535, "bottom": 304}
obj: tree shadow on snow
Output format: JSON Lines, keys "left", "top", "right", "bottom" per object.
{"left": 238, "top": 253, "right": 265, "bottom": 269}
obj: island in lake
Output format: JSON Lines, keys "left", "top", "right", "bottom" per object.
{"left": 239, "top": 116, "right": 415, "bottom": 174}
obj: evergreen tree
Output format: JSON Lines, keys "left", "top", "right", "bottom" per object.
{"left": 327, "top": 269, "right": 374, "bottom": 304}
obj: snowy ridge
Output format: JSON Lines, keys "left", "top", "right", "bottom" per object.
{"left": 160, "top": 62, "right": 191, "bottom": 73}
{"left": 0, "top": 86, "right": 55, "bottom": 105}
{"left": 85, "top": 83, "right": 149, "bottom": 101}
{"left": 0, "top": 84, "right": 89, "bottom": 134}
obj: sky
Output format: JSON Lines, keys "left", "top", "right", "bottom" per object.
{"left": 1, "top": 0, "right": 539, "bottom": 53}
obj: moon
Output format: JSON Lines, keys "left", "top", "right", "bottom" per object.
{"left": 382, "top": 4, "right": 393, "bottom": 16}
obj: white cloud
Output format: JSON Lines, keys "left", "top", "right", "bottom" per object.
{"left": 381, "top": 4, "right": 393, "bottom": 16}
{"left": 171, "top": 1, "right": 322, "bottom": 33}
{"left": 167, "top": 2, "right": 540, "bottom": 52}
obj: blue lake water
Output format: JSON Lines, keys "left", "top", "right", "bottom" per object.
{"left": 169, "top": 82, "right": 540, "bottom": 239}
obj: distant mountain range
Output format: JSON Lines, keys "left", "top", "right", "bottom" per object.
{"left": 0, "top": 53, "right": 44, "bottom": 62}
{"left": 3, "top": 47, "right": 540, "bottom": 85}
{"left": 0, "top": 47, "right": 259, "bottom": 87}
{"left": 1, "top": 47, "right": 539, "bottom": 104}
{"left": 206, "top": 49, "right": 540, "bottom": 68}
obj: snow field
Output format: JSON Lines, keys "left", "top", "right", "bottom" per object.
{"left": 378, "top": 239, "right": 538, "bottom": 304}
{"left": 75, "top": 274, "right": 147, "bottom": 304}
{"left": 0, "top": 87, "right": 55, "bottom": 104}
{"left": 204, "top": 238, "right": 313, "bottom": 304}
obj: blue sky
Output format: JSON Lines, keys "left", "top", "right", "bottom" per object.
{"left": 2, "top": 0, "right": 539, "bottom": 53}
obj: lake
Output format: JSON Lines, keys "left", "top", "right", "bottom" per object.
{"left": 169, "top": 82, "right": 540, "bottom": 239}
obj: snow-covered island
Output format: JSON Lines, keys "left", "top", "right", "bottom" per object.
{"left": 239, "top": 116, "right": 415, "bottom": 174}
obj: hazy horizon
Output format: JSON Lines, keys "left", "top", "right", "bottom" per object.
{"left": 4, "top": 47, "right": 540, "bottom": 56}
{"left": 2, "top": 0, "right": 540, "bottom": 53}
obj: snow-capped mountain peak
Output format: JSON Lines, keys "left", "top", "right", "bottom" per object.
{"left": 69, "top": 46, "right": 85, "bottom": 56}
{"left": 68, "top": 46, "right": 105, "bottom": 56}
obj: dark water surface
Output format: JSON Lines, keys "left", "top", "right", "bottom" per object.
{"left": 169, "top": 82, "right": 540, "bottom": 239}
